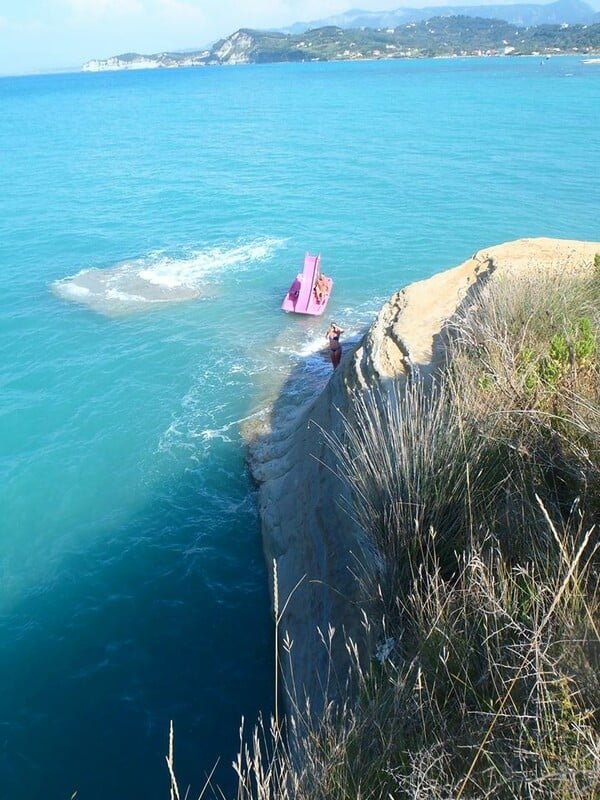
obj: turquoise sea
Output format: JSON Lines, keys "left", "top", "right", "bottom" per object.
{"left": 1, "top": 56, "right": 599, "bottom": 799}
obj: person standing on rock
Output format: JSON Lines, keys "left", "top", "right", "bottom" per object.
{"left": 326, "top": 322, "right": 343, "bottom": 369}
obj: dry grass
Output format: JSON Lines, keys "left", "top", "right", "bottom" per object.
{"left": 174, "top": 256, "right": 600, "bottom": 799}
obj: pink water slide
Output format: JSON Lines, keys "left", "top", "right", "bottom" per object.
{"left": 281, "top": 253, "right": 333, "bottom": 315}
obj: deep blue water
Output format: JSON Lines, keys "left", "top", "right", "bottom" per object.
{"left": 0, "top": 56, "right": 599, "bottom": 799}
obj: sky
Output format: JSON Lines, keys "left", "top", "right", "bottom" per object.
{"left": 0, "top": 0, "right": 598, "bottom": 76}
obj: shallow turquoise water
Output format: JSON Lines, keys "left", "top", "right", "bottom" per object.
{"left": 0, "top": 56, "right": 599, "bottom": 799}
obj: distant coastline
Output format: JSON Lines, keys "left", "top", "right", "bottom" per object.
{"left": 81, "top": 51, "right": 598, "bottom": 75}
{"left": 81, "top": 18, "right": 600, "bottom": 72}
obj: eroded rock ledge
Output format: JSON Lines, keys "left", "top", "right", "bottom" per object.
{"left": 245, "top": 237, "right": 600, "bottom": 716}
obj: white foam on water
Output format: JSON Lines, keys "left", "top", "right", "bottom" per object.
{"left": 283, "top": 320, "right": 368, "bottom": 360}
{"left": 193, "top": 407, "right": 271, "bottom": 446}
{"left": 57, "top": 282, "right": 91, "bottom": 299}
{"left": 52, "top": 237, "right": 284, "bottom": 316}
{"left": 155, "top": 297, "right": 373, "bottom": 465}
{"left": 105, "top": 288, "right": 148, "bottom": 303}
{"left": 293, "top": 335, "right": 328, "bottom": 358}
{"left": 138, "top": 241, "right": 275, "bottom": 288}
{"left": 158, "top": 398, "right": 269, "bottom": 457}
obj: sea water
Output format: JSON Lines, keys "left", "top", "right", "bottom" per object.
{"left": 1, "top": 56, "right": 599, "bottom": 799}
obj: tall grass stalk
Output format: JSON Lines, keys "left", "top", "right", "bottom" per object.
{"left": 455, "top": 521, "right": 597, "bottom": 799}
{"left": 167, "top": 720, "right": 180, "bottom": 800}
{"left": 271, "top": 559, "right": 305, "bottom": 735}
{"left": 273, "top": 559, "right": 280, "bottom": 733}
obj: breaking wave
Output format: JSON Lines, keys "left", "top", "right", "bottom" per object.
{"left": 52, "top": 238, "right": 283, "bottom": 315}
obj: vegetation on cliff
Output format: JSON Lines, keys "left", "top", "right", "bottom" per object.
{"left": 216, "top": 256, "right": 600, "bottom": 799}
{"left": 211, "top": 18, "right": 600, "bottom": 61}
{"left": 90, "top": 17, "right": 600, "bottom": 71}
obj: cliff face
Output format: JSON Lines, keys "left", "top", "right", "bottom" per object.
{"left": 82, "top": 52, "right": 211, "bottom": 72}
{"left": 245, "top": 237, "right": 600, "bottom": 716}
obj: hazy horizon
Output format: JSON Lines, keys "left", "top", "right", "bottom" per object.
{"left": 1, "top": 0, "right": 599, "bottom": 77}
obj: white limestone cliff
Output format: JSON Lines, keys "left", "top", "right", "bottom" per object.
{"left": 82, "top": 52, "right": 210, "bottom": 72}
{"left": 245, "top": 237, "right": 600, "bottom": 717}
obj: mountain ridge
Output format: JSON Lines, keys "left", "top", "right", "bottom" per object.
{"left": 285, "top": 0, "right": 599, "bottom": 32}
{"left": 82, "top": 13, "right": 600, "bottom": 71}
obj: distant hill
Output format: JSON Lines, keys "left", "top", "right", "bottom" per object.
{"left": 285, "top": 0, "right": 600, "bottom": 32}
{"left": 83, "top": 15, "right": 600, "bottom": 72}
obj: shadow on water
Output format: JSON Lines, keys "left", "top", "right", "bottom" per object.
{"left": 0, "top": 302, "right": 365, "bottom": 800}
{"left": 0, "top": 467, "right": 274, "bottom": 800}
{"left": 246, "top": 328, "right": 365, "bottom": 445}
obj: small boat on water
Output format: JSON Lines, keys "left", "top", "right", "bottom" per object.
{"left": 281, "top": 252, "right": 333, "bottom": 315}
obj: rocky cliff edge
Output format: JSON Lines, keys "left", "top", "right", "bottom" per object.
{"left": 245, "top": 237, "right": 600, "bottom": 716}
